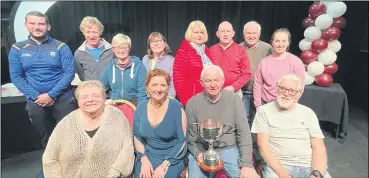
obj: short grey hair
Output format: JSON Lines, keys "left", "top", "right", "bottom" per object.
{"left": 200, "top": 65, "right": 224, "bottom": 80}
{"left": 243, "top": 21, "right": 261, "bottom": 34}
{"left": 277, "top": 74, "right": 302, "bottom": 91}
{"left": 25, "top": 11, "right": 50, "bottom": 25}
{"left": 75, "top": 80, "right": 107, "bottom": 99}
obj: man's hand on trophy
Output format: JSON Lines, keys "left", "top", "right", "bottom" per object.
{"left": 197, "top": 153, "right": 204, "bottom": 163}
{"left": 140, "top": 156, "right": 154, "bottom": 178}
{"left": 240, "top": 167, "right": 260, "bottom": 178}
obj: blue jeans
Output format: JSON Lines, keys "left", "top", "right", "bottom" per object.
{"left": 188, "top": 147, "right": 240, "bottom": 178}
{"left": 242, "top": 94, "right": 253, "bottom": 120}
{"left": 263, "top": 164, "right": 332, "bottom": 178}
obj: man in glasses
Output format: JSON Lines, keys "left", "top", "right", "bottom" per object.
{"left": 251, "top": 74, "right": 331, "bottom": 178}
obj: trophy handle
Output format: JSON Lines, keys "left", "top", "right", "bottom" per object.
{"left": 220, "top": 124, "right": 233, "bottom": 136}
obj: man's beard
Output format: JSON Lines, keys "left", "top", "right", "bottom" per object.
{"left": 276, "top": 95, "right": 295, "bottom": 110}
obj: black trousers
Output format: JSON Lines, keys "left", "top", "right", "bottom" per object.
{"left": 26, "top": 94, "right": 77, "bottom": 147}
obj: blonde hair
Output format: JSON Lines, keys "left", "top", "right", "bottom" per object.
{"left": 111, "top": 33, "right": 132, "bottom": 48}
{"left": 79, "top": 16, "right": 104, "bottom": 35}
{"left": 147, "top": 32, "right": 171, "bottom": 59}
{"left": 75, "top": 80, "right": 107, "bottom": 99}
{"left": 243, "top": 21, "right": 261, "bottom": 34}
{"left": 185, "top": 20, "right": 208, "bottom": 43}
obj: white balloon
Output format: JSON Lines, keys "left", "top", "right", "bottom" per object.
{"left": 327, "top": 40, "right": 342, "bottom": 53}
{"left": 318, "top": 50, "right": 337, "bottom": 65}
{"left": 307, "top": 61, "right": 325, "bottom": 77}
{"left": 305, "top": 72, "right": 315, "bottom": 85}
{"left": 299, "top": 39, "right": 312, "bottom": 51}
{"left": 315, "top": 14, "right": 334, "bottom": 30}
{"left": 326, "top": 2, "right": 347, "bottom": 18}
{"left": 304, "top": 26, "right": 322, "bottom": 42}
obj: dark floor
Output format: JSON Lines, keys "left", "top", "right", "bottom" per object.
{"left": 1, "top": 106, "right": 368, "bottom": 178}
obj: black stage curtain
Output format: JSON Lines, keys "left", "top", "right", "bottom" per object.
{"left": 3, "top": 1, "right": 368, "bottom": 110}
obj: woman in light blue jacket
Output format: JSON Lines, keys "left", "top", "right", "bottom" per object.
{"left": 100, "top": 33, "right": 147, "bottom": 105}
{"left": 142, "top": 32, "right": 176, "bottom": 98}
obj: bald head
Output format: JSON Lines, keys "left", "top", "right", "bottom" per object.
{"left": 217, "top": 21, "right": 235, "bottom": 46}
{"left": 218, "top": 21, "right": 233, "bottom": 31}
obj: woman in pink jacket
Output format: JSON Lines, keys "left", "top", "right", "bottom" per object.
{"left": 253, "top": 28, "right": 305, "bottom": 108}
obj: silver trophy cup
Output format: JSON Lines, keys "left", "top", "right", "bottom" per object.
{"left": 190, "top": 119, "right": 233, "bottom": 171}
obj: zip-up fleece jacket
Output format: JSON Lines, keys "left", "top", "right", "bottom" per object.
{"left": 8, "top": 35, "right": 75, "bottom": 102}
{"left": 100, "top": 56, "right": 147, "bottom": 103}
{"left": 74, "top": 39, "right": 114, "bottom": 81}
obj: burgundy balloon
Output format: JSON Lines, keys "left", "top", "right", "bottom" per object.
{"left": 309, "top": 2, "right": 327, "bottom": 19}
{"left": 315, "top": 73, "right": 333, "bottom": 87}
{"left": 321, "top": 27, "right": 341, "bottom": 41}
{"left": 331, "top": 17, "right": 347, "bottom": 29}
{"left": 311, "top": 38, "right": 328, "bottom": 53}
{"left": 300, "top": 50, "right": 318, "bottom": 64}
{"left": 302, "top": 17, "right": 315, "bottom": 28}
{"left": 324, "top": 63, "right": 339, "bottom": 75}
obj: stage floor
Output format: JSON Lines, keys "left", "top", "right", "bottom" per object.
{"left": 1, "top": 106, "right": 368, "bottom": 178}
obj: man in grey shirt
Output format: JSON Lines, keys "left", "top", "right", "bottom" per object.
{"left": 240, "top": 21, "right": 273, "bottom": 120}
{"left": 186, "top": 65, "right": 259, "bottom": 178}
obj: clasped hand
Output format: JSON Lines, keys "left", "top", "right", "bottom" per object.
{"left": 140, "top": 156, "right": 168, "bottom": 178}
{"left": 35, "top": 93, "right": 54, "bottom": 107}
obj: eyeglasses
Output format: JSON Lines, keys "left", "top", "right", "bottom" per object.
{"left": 150, "top": 40, "right": 164, "bottom": 45}
{"left": 277, "top": 86, "right": 299, "bottom": 96}
{"left": 78, "top": 94, "right": 103, "bottom": 101}
{"left": 113, "top": 45, "right": 130, "bottom": 51}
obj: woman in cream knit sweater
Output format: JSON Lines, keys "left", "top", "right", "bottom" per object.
{"left": 42, "top": 80, "right": 134, "bottom": 178}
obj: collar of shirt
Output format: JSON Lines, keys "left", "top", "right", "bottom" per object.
{"left": 116, "top": 57, "right": 132, "bottom": 69}
{"left": 244, "top": 41, "right": 260, "bottom": 51}
{"left": 28, "top": 35, "right": 50, "bottom": 44}
{"left": 203, "top": 90, "right": 223, "bottom": 104}
{"left": 218, "top": 41, "right": 234, "bottom": 51}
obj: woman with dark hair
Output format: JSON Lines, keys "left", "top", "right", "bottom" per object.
{"left": 253, "top": 28, "right": 305, "bottom": 108}
{"left": 133, "top": 69, "right": 187, "bottom": 178}
{"left": 142, "top": 32, "right": 176, "bottom": 97}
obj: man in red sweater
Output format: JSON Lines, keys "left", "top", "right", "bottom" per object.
{"left": 210, "top": 21, "right": 252, "bottom": 99}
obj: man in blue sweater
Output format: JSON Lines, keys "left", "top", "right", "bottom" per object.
{"left": 8, "top": 11, "right": 77, "bottom": 147}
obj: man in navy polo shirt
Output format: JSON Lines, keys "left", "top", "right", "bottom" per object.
{"left": 8, "top": 11, "right": 77, "bottom": 147}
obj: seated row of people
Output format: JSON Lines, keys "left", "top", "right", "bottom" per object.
{"left": 43, "top": 66, "right": 330, "bottom": 178}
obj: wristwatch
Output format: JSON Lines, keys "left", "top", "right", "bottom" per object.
{"left": 311, "top": 170, "right": 324, "bottom": 178}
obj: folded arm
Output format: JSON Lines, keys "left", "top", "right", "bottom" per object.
{"left": 185, "top": 102, "right": 205, "bottom": 158}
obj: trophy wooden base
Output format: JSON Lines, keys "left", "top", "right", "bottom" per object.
{"left": 198, "top": 159, "right": 224, "bottom": 172}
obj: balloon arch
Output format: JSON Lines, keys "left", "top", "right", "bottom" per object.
{"left": 299, "top": 1, "right": 347, "bottom": 87}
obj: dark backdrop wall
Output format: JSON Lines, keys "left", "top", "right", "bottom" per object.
{"left": 2, "top": 1, "right": 368, "bottom": 111}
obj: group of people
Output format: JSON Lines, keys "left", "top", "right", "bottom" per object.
{"left": 8, "top": 11, "right": 331, "bottom": 178}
